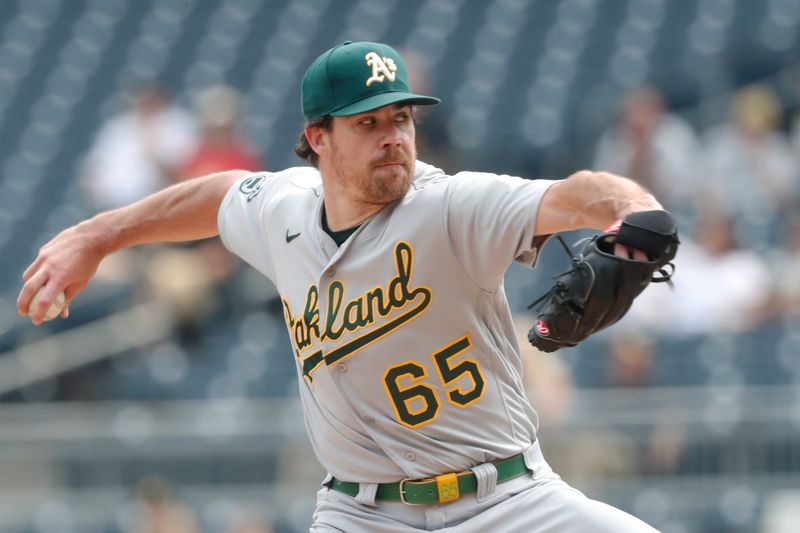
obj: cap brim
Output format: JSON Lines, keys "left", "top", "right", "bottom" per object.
{"left": 330, "top": 91, "right": 440, "bottom": 117}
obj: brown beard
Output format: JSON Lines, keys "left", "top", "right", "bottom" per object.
{"left": 367, "top": 169, "right": 409, "bottom": 201}
{"left": 368, "top": 148, "right": 414, "bottom": 202}
{"left": 330, "top": 142, "right": 415, "bottom": 205}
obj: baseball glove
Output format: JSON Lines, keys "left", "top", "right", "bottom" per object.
{"left": 527, "top": 210, "right": 679, "bottom": 353}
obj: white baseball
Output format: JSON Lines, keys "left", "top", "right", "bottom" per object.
{"left": 30, "top": 288, "right": 66, "bottom": 321}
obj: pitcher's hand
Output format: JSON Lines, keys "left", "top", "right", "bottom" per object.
{"left": 17, "top": 223, "right": 107, "bottom": 325}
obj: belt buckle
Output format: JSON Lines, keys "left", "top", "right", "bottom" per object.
{"left": 399, "top": 472, "right": 462, "bottom": 505}
{"left": 398, "top": 478, "right": 425, "bottom": 506}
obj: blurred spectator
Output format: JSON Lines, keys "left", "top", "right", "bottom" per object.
{"left": 702, "top": 84, "right": 798, "bottom": 223}
{"left": 179, "top": 84, "right": 262, "bottom": 180}
{"left": 645, "top": 419, "right": 687, "bottom": 475}
{"left": 226, "top": 513, "right": 275, "bottom": 533}
{"left": 594, "top": 86, "right": 699, "bottom": 210}
{"left": 606, "top": 332, "right": 654, "bottom": 388}
{"left": 604, "top": 333, "right": 689, "bottom": 475}
{"left": 161, "top": 85, "right": 261, "bottom": 343}
{"left": 130, "top": 476, "right": 199, "bottom": 533}
{"left": 513, "top": 314, "right": 635, "bottom": 488}
{"left": 513, "top": 314, "right": 574, "bottom": 429}
{"left": 83, "top": 82, "right": 198, "bottom": 211}
{"left": 145, "top": 246, "right": 217, "bottom": 345}
{"left": 765, "top": 212, "right": 800, "bottom": 318}
{"left": 624, "top": 209, "right": 771, "bottom": 336}
{"left": 397, "top": 48, "right": 456, "bottom": 174}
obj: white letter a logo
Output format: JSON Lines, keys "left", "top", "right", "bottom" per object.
{"left": 365, "top": 52, "right": 397, "bottom": 86}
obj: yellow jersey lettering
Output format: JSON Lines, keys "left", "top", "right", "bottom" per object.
{"left": 295, "top": 241, "right": 433, "bottom": 381}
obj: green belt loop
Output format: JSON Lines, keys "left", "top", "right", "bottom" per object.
{"left": 330, "top": 452, "right": 528, "bottom": 505}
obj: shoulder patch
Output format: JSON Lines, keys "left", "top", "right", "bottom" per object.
{"left": 239, "top": 174, "right": 267, "bottom": 202}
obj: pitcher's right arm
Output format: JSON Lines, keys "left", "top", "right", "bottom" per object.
{"left": 17, "top": 169, "right": 250, "bottom": 324}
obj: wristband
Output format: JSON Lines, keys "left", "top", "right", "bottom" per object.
{"left": 604, "top": 219, "right": 623, "bottom": 233}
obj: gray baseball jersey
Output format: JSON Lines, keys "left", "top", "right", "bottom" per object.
{"left": 217, "top": 161, "right": 554, "bottom": 483}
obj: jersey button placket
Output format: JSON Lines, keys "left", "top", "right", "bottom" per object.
{"left": 405, "top": 452, "right": 416, "bottom": 461}
{"left": 337, "top": 364, "right": 347, "bottom": 373}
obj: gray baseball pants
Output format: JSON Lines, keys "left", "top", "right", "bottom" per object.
{"left": 310, "top": 442, "right": 659, "bottom": 532}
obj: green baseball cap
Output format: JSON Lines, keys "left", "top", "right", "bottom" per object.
{"left": 301, "top": 41, "right": 441, "bottom": 119}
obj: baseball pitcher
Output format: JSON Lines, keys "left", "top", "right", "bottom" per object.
{"left": 18, "top": 42, "right": 678, "bottom": 532}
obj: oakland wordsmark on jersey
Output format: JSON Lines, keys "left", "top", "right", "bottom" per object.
{"left": 217, "top": 160, "right": 555, "bottom": 482}
{"left": 283, "top": 241, "right": 432, "bottom": 383}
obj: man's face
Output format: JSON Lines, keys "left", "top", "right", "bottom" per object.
{"left": 315, "top": 104, "right": 416, "bottom": 206}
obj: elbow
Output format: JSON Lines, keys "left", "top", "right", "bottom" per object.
{"left": 568, "top": 169, "right": 647, "bottom": 195}
{"left": 564, "top": 170, "right": 611, "bottom": 195}
{"left": 568, "top": 169, "right": 595, "bottom": 182}
{"left": 569, "top": 169, "right": 617, "bottom": 186}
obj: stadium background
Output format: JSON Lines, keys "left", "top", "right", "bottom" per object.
{"left": 1, "top": 0, "right": 800, "bottom": 531}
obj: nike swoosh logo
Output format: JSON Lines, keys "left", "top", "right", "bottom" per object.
{"left": 286, "top": 230, "right": 301, "bottom": 243}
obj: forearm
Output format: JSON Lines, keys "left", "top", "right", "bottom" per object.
{"left": 83, "top": 169, "right": 248, "bottom": 254}
{"left": 17, "top": 169, "right": 249, "bottom": 321}
{"left": 537, "top": 170, "right": 663, "bottom": 234}
{"left": 571, "top": 170, "right": 662, "bottom": 227}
